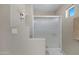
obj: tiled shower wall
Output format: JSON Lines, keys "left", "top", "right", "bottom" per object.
{"left": 33, "top": 17, "right": 61, "bottom": 48}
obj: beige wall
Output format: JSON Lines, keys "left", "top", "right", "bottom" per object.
{"left": 10, "top": 4, "right": 33, "bottom": 54}
{"left": 62, "top": 17, "right": 79, "bottom": 55}
{"left": 73, "top": 17, "right": 79, "bottom": 39}
{"left": 56, "top": 4, "right": 79, "bottom": 54}
{"left": 56, "top": 4, "right": 72, "bottom": 16}
{"left": 0, "top": 4, "right": 33, "bottom": 54}
{"left": 25, "top": 5, "right": 33, "bottom": 27}
{"left": 34, "top": 11, "right": 56, "bottom": 16}
{"left": 0, "top": 5, "right": 11, "bottom": 54}
{"left": 33, "top": 5, "right": 56, "bottom": 16}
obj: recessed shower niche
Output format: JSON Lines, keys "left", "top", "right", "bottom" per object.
{"left": 73, "top": 17, "right": 79, "bottom": 40}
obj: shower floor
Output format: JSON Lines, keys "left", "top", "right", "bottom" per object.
{"left": 46, "top": 48, "right": 63, "bottom": 55}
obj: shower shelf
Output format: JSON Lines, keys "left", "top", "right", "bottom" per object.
{"left": 73, "top": 34, "right": 79, "bottom": 40}
{"left": 73, "top": 37, "right": 79, "bottom": 40}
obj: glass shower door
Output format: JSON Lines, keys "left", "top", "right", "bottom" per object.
{"left": 33, "top": 17, "right": 62, "bottom": 54}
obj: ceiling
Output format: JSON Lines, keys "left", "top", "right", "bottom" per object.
{"left": 33, "top": 4, "right": 63, "bottom": 12}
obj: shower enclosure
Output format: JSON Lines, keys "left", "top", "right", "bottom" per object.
{"left": 32, "top": 16, "right": 63, "bottom": 55}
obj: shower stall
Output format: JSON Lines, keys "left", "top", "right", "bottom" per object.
{"left": 32, "top": 16, "right": 63, "bottom": 55}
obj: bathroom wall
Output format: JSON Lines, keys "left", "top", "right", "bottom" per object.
{"left": 56, "top": 4, "right": 72, "bottom": 15}
{"left": 25, "top": 4, "right": 33, "bottom": 27}
{"left": 0, "top": 4, "right": 33, "bottom": 54}
{"left": 33, "top": 4, "right": 57, "bottom": 16}
{"left": 0, "top": 5, "right": 11, "bottom": 54}
{"left": 56, "top": 4, "right": 79, "bottom": 54}
{"left": 62, "top": 17, "right": 79, "bottom": 55}
{"left": 73, "top": 17, "right": 79, "bottom": 39}
{"left": 10, "top": 4, "right": 33, "bottom": 31}
{"left": 34, "top": 11, "right": 55, "bottom": 16}
{"left": 9, "top": 4, "right": 33, "bottom": 54}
